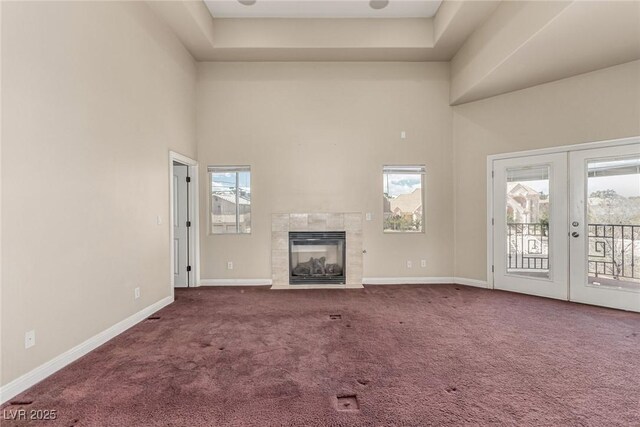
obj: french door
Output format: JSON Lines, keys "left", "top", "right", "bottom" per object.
{"left": 569, "top": 145, "right": 640, "bottom": 311}
{"left": 492, "top": 143, "right": 640, "bottom": 312}
{"left": 493, "top": 153, "right": 568, "bottom": 300}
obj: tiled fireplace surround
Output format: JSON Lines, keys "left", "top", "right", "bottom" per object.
{"left": 271, "top": 213, "right": 364, "bottom": 289}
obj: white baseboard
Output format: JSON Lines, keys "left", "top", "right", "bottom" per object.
{"left": 199, "top": 277, "right": 489, "bottom": 289}
{"left": 0, "top": 296, "right": 173, "bottom": 404}
{"left": 454, "top": 277, "right": 490, "bottom": 289}
{"left": 199, "top": 278, "right": 272, "bottom": 286}
{"left": 363, "top": 277, "right": 455, "bottom": 285}
{"left": 363, "top": 276, "right": 490, "bottom": 289}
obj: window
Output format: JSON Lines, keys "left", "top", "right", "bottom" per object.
{"left": 383, "top": 165, "right": 425, "bottom": 232}
{"left": 209, "top": 166, "right": 251, "bottom": 234}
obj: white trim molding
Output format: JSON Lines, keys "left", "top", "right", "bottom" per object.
{"left": 200, "top": 277, "right": 489, "bottom": 289}
{"left": 0, "top": 296, "right": 173, "bottom": 404}
{"left": 200, "top": 278, "right": 272, "bottom": 286}
{"left": 363, "top": 277, "right": 455, "bottom": 285}
{"left": 487, "top": 154, "right": 495, "bottom": 289}
{"left": 168, "top": 151, "right": 200, "bottom": 292}
{"left": 454, "top": 277, "right": 490, "bottom": 288}
{"left": 363, "top": 277, "right": 489, "bottom": 288}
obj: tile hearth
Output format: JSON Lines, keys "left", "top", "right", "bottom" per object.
{"left": 271, "top": 213, "right": 363, "bottom": 289}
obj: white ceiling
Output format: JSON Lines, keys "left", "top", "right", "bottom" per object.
{"left": 204, "top": 0, "right": 443, "bottom": 18}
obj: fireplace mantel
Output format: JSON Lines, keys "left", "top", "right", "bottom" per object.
{"left": 271, "top": 213, "right": 364, "bottom": 289}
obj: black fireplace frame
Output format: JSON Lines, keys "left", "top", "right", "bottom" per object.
{"left": 289, "top": 231, "right": 346, "bottom": 285}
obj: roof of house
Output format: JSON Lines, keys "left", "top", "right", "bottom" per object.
{"left": 389, "top": 188, "right": 422, "bottom": 214}
{"left": 212, "top": 192, "right": 250, "bottom": 205}
{"left": 507, "top": 182, "right": 540, "bottom": 196}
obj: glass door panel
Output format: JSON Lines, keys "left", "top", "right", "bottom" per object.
{"left": 505, "top": 166, "right": 551, "bottom": 279}
{"left": 587, "top": 157, "right": 640, "bottom": 291}
{"left": 570, "top": 145, "right": 640, "bottom": 312}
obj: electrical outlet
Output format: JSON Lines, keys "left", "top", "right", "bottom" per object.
{"left": 25, "top": 330, "right": 35, "bottom": 349}
{"left": 156, "top": 215, "right": 162, "bottom": 225}
{"left": 400, "top": 131, "right": 407, "bottom": 139}
{"left": 406, "top": 260, "right": 412, "bottom": 268}
{"left": 365, "top": 213, "right": 372, "bottom": 221}
{"left": 134, "top": 287, "right": 140, "bottom": 299}
{"left": 421, "top": 259, "right": 427, "bottom": 268}
{"left": 227, "top": 261, "right": 234, "bottom": 270}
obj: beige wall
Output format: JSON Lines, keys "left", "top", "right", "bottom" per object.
{"left": 452, "top": 60, "right": 640, "bottom": 281}
{"left": 197, "top": 62, "right": 454, "bottom": 280}
{"left": 450, "top": 0, "right": 572, "bottom": 104}
{"left": 1, "top": 1, "right": 196, "bottom": 385}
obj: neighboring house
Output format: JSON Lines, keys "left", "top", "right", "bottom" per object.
{"left": 388, "top": 188, "right": 423, "bottom": 223}
{"left": 211, "top": 191, "right": 251, "bottom": 232}
{"left": 506, "top": 183, "right": 548, "bottom": 223}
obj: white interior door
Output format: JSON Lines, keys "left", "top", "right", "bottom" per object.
{"left": 493, "top": 153, "right": 568, "bottom": 300}
{"left": 173, "top": 163, "right": 190, "bottom": 287}
{"left": 569, "top": 144, "right": 640, "bottom": 312}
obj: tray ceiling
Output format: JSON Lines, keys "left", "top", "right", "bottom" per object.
{"left": 204, "top": 0, "right": 443, "bottom": 18}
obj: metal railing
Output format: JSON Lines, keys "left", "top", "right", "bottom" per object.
{"left": 588, "top": 224, "right": 639, "bottom": 280}
{"left": 506, "top": 223, "right": 639, "bottom": 280}
{"left": 507, "top": 223, "right": 549, "bottom": 270}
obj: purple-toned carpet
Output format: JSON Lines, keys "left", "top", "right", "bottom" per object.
{"left": 2, "top": 285, "right": 639, "bottom": 426}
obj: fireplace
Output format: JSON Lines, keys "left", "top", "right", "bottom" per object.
{"left": 289, "top": 231, "right": 346, "bottom": 284}
{"left": 271, "top": 213, "right": 362, "bottom": 289}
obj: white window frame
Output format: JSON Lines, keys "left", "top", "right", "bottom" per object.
{"left": 383, "top": 165, "right": 426, "bottom": 233}
{"left": 208, "top": 165, "right": 251, "bottom": 235}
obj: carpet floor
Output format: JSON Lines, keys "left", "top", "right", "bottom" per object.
{"left": 2, "top": 285, "right": 639, "bottom": 426}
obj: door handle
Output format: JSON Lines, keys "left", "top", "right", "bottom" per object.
{"left": 571, "top": 232, "right": 580, "bottom": 238}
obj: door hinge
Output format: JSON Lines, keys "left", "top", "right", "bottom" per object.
{"left": 492, "top": 218, "right": 495, "bottom": 226}
{"left": 186, "top": 221, "right": 191, "bottom": 227}
{"left": 186, "top": 176, "right": 191, "bottom": 183}
{"left": 491, "top": 265, "right": 494, "bottom": 273}
{"left": 186, "top": 265, "right": 192, "bottom": 272}
{"left": 491, "top": 171, "right": 494, "bottom": 178}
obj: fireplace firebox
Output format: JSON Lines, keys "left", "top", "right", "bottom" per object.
{"left": 289, "top": 231, "right": 346, "bottom": 284}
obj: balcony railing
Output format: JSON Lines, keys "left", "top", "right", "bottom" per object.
{"left": 506, "top": 222, "right": 639, "bottom": 281}
{"left": 507, "top": 223, "right": 549, "bottom": 271}
{"left": 588, "top": 224, "right": 639, "bottom": 281}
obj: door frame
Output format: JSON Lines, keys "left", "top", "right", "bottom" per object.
{"left": 169, "top": 151, "right": 200, "bottom": 297}
{"left": 487, "top": 136, "right": 640, "bottom": 292}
